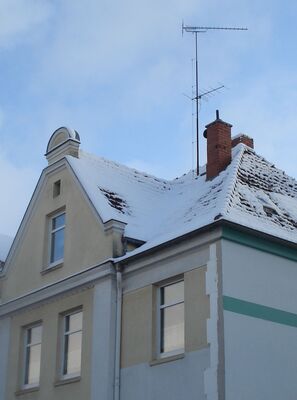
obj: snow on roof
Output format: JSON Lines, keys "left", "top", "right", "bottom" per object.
{"left": 0, "top": 234, "right": 13, "bottom": 263}
{"left": 67, "top": 145, "right": 297, "bottom": 248}
{"left": 225, "top": 146, "right": 297, "bottom": 243}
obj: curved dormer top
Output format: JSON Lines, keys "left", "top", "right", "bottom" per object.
{"left": 45, "top": 127, "right": 81, "bottom": 165}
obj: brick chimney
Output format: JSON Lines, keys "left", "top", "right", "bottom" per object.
{"left": 232, "top": 133, "right": 254, "bottom": 149}
{"left": 203, "top": 110, "right": 232, "bottom": 180}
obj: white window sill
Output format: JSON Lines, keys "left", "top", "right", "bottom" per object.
{"left": 150, "top": 352, "right": 185, "bottom": 366}
{"left": 54, "top": 375, "right": 81, "bottom": 387}
{"left": 15, "top": 385, "right": 39, "bottom": 396}
{"left": 41, "top": 261, "right": 63, "bottom": 275}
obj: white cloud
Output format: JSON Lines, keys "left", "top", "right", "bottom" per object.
{"left": 34, "top": 0, "right": 199, "bottom": 88}
{"left": 0, "top": 0, "right": 52, "bottom": 48}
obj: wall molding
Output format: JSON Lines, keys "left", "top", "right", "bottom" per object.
{"left": 222, "top": 225, "right": 297, "bottom": 262}
{"left": 223, "top": 296, "right": 297, "bottom": 328}
{"left": 0, "top": 261, "right": 113, "bottom": 318}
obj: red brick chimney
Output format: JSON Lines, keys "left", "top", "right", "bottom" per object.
{"left": 232, "top": 133, "right": 254, "bottom": 149}
{"left": 203, "top": 110, "right": 232, "bottom": 180}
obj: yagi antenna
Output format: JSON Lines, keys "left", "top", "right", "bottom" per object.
{"left": 182, "top": 23, "right": 248, "bottom": 176}
{"left": 183, "top": 85, "right": 225, "bottom": 102}
{"left": 196, "top": 85, "right": 225, "bottom": 101}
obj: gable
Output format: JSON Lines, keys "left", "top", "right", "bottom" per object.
{"left": 0, "top": 234, "right": 12, "bottom": 264}
{"left": 1, "top": 161, "right": 120, "bottom": 302}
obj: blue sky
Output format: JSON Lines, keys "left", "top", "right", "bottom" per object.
{"left": 1, "top": 0, "right": 297, "bottom": 236}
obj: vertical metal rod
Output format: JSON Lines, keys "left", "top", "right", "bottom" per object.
{"left": 195, "top": 32, "right": 199, "bottom": 176}
{"left": 183, "top": 24, "right": 247, "bottom": 176}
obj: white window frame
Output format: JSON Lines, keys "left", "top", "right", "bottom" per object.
{"left": 158, "top": 279, "right": 184, "bottom": 359}
{"left": 23, "top": 322, "right": 42, "bottom": 389}
{"left": 48, "top": 210, "right": 65, "bottom": 268}
{"left": 61, "top": 309, "right": 83, "bottom": 379}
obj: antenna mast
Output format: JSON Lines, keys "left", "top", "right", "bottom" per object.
{"left": 182, "top": 24, "right": 248, "bottom": 176}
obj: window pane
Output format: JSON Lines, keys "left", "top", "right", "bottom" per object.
{"left": 50, "top": 229, "right": 64, "bottom": 263}
{"left": 161, "top": 281, "right": 184, "bottom": 306}
{"left": 27, "top": 344, "right": 41, "bottom": 385}
{"left": 161, "top": 303, "right": 184, "bottom": 353}
{"left": 65, "top": 332, "right": 82, "bottom": 375}
{"left": 30, "top": 326, "right": 42, "bottom": 345}
{"left": 52, "top": 213, "right": 65, "bottom": 230}
{"left": 68, "top": 312, "right": 83, "bottom": 333}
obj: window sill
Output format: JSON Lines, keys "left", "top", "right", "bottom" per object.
{"left": 41, "top": 262, "right": 63, "bottom": 275}
{"left": 150, "top": 352, "right": 185, "bottom": 366}
{"left": 54, "top": 376, "right": 81, "bottom": 387}
{"left": 15, "top": 386, "right": 40, "bottom": 396}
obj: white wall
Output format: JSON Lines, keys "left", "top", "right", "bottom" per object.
{"left": 222, "top": 240, "right": 297, "bottom": 400}
{"left": 90, "top": 278, "right": 116, "bottom": 400}
{"left": 121, "top": 349, "right": 209, "bottom": 400}
{"left": 222, "top": 240, "right": 297, "bottom": 312}
{"left": 0, "top": 317, "right": 10, "bottom": 400}
{"left": 224, "top": 311, "right": 297, "bottom": 400}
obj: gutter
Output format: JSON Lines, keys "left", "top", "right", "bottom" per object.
{"left": 117, "top": 219, "right": 297, "bottom": 266}
{"left": 114, "top": 263, "right": 122, "bottom": 400}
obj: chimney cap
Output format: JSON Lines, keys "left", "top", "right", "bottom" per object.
{"left": 205, "top": 109, "right": 232, "bottom": 129}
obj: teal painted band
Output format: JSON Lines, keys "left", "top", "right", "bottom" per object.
{"left": 222, "top": 226, "right": 297, "bottom": 262}
{"left": 223, "top": 296, "right": 297, "bottom": 328}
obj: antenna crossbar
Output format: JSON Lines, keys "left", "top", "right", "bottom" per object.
{"left": 183, "top": 25, "right": 248, "bottom": 32}
{"left": 195, "top": 85, "right": 224, "bottom": 100}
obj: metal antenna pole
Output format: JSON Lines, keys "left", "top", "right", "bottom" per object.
{"left": 195, "top": 32, "right": 199, "bottom": 176}
{"left": 182, "top": 23, "right": 248, "bottom": 176}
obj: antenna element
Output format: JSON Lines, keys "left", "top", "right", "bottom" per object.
{"left": 182, "top": 24, "right": 248, "bottom": 176}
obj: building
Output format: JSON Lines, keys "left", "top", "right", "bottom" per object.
{"left": 0, "top": 234, "right": 12, "bottom": 273}
{"left": 0, "top": 113, "right": 297, "bottom": 400}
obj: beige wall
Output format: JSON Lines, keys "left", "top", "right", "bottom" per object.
{"left": 185, "top": 266, "right": 209, "bottom": 352}
{"left": 121, "top": 267, "right": 209, "bottom": 368}
{"left": 6, "top": 288, "right": 93, "bottom": 400}
{"left": 2, "top": 165, "right": 116, "bottom": 301}
{"left": 121, "top": 285, "right": 153, "bottom": 368}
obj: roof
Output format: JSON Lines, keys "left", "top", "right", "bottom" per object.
{"left": 0, "top": 234, "right": 13, "bottom": 263}
{"left": 67, "top": 144, "right": 297, "bottom": 250}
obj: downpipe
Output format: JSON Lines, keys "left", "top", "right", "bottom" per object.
{"left": 114, "top": 264, "right": 122, "bottom": 400}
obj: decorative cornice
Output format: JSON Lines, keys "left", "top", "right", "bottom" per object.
{"left": 104, "top": 219, "right": 126, "bottom": 234}
{"left": 0, "top": 260, "right": 114, "bottom": 318}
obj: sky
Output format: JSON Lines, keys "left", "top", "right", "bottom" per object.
{"left": 1, "top": 0, "right": 297, "bottom": 237}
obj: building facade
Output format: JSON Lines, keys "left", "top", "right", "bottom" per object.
{"left": 0, "top": 116, "right": 297, "bottom": 400}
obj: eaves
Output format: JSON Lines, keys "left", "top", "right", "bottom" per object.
{"left": 117, "top": 219, "right": 297, "bottom": 267}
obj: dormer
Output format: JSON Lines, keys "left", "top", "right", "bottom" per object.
{"left": 45, "top": 127, "right": 81, "bottom": 165}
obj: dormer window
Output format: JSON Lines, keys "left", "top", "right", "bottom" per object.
{"left": 49, "top": 212, "right": 65, "bottom": 266}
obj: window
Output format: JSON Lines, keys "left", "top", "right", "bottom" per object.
{"left": 24, "top": 324, "right": 42, "bottom": 387}
{"left": 53, "top": 180, "right": 61, "bottom": 197}
{"left": 159, "top": 280, "right": 184, "bottom": 357}
{"left": 49, "top": 212, "right": 65, "bottom": 265}
{"left": 62, "top": 310, "right": 83, "bottom": 377}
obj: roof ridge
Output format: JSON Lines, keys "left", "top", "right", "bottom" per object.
{"left": 220, "top": 144, "right": 246, "bottom": 218}
{"left": 79, "top": 150, "right": 170, "bottom": 184}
